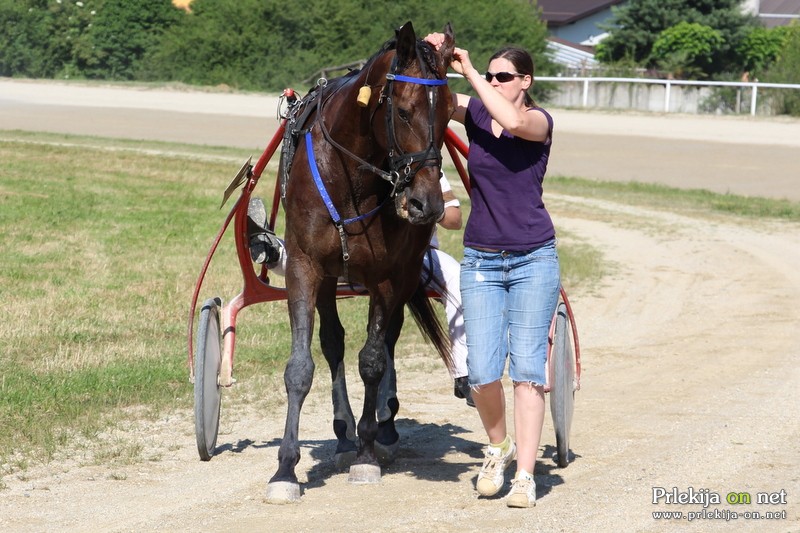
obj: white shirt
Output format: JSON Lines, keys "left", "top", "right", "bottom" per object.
{"left": 429, "top": 175, "right": 460, "bottom": 249}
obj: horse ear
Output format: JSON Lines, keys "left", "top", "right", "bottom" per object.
{"left": 438, "top": 22, "right": 456, "bottom": 72}
{"left": 395, "top": 21, "right": 417, "bottom": 67}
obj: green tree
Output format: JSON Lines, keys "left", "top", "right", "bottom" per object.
{"left": 596, "top": 0, "right": 758, "bottom": 77}
{"left": 650, "top": 22, "right": 723, "bottom": 78}
{"left": 140, "top": 0, "right": 292, "bottom": 89}
{"left": 738, "top": 25, "right": 792, "bottom": 76}
{"left": 141, "top": 0, "right": 552, "bottom": 92}
{"left": 1, "top": 0, "right": 551, "bottom": 92}
{"left": 86, "top": 0, "right": 182, "bottom": 80}
{"left": 763, "top": 24, "right": 800, "bottom": 115}
{"left": 0, "top": 0, "right": 49, "bottom": 77}
{"left": 0, "top": 0, "right": 96, "bottom": 78}
{"left": 0, "top": 0, "right": 178, "bottom": 80}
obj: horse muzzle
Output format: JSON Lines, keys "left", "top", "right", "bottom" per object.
{"left": 395, "top": 188, "right": 443, "bottom": 225}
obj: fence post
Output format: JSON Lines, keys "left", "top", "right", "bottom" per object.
{"left": 664, "top": 81, "right": 671, "bottom": 113}
{"left": 750, "top": 85, "right": 758, "bottom": 116}
{"left": 582, "top": 79, "right": 589, "bottom": 107}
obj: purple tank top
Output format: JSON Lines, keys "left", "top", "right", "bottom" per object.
{"left": 463, "top": 98, "right": 555, "bottom": 251}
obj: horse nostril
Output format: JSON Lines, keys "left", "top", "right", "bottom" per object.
{"left": 408, "top": 198, "right": 424, "bottom": 216}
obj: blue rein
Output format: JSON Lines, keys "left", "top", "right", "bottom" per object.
{"left": 305, "top": 131, "right": 387, "bottom": 228}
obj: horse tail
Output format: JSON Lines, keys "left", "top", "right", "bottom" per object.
{"left": 406, "top": 283, "right": 454, "bottom": 373}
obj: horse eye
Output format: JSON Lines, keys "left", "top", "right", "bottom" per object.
{"left": 397, "top": 108, "right": 411, "bottom": 123}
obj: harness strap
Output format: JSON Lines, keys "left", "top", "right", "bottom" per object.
{"left": 386, "top": 74, "right": 447, "bottom": 86}
{"left": 382, "top": 54, "right": 445, "bottom": 193}
{"left": 305, "top": 131, "right": 390, "bottom": 270}
{"left": 305, "top": 130, "right": 341, "bottom": 224}
{"left": 315, "top": 83, "right": 395, "bottom": 184}
{"left": 305, "top": 132, "right": 389, "bottom": 227}
{"left": 281, "top": 89, "right": 321, "bottom": 200}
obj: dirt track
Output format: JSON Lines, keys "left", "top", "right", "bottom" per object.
{"left": 2, "top": 79, "right": 799, "bottom": 200}
{"left": 0, "top": 80, "right": 798, "bottom": 532}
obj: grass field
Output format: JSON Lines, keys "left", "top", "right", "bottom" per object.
{"left": 1, "top": 130, "right": 797, "bottom": 476}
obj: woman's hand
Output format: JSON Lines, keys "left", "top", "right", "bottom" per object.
{"left": 451, "top": 47, "right": 475, "bottom": 78}
{"left": 423, "top": 32, "right": 446, "bottom": 50}
{"left": 425, "top": 33, "right": 477, "bottom": 79}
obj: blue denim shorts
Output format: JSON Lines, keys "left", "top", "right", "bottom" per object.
{"left": 460, "top": 240, "right": 560, "bottom": 386}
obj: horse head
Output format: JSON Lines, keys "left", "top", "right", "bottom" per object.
{"left": 379, "top": 21, "right": 455, "bottom": 225}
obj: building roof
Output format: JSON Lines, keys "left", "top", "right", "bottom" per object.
{"left": 537, "top": 0, "right": 625, "bottom": 27}
{"left": 759, "top": 0, "right": 800, "bottom": 14}
{"left": 546, "top": 36, "right": 599, "bottom": 69}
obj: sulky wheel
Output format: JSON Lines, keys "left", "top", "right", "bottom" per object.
{"left": 549, "top": 301, "right": 575, "bottom": 468}
{"left": 194, "top": 297, "right": 223, "bottom": 461}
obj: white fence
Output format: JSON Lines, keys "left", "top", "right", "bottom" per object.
{"left": 447, "top": 73, "right": 800, "bottom": 116}
{"left": 536, "top": 76, "right": 800, "bottom": 115}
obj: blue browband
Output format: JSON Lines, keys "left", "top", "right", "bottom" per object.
{"left": 386, "top": 74, "right": 448, "bottom": 85}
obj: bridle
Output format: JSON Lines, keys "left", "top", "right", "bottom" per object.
{"left": 286, "top": 40, "right": 448, "bottom": 274}
{"left": 313, "top": 40, "right": 448, "bottom": 198}
{"left": 379, "top": 50, "right": 448, "bottom": 197}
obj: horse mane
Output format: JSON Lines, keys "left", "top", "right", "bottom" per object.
{"left": 416, "top": 40, "right": 441, "bottom": 74}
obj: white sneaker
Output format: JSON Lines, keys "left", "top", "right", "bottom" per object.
{"left": 476, "top": 441, "right": 516, "bottom": 496}
{"left": 506, "top": 470, "right": 536, "bottom": 508}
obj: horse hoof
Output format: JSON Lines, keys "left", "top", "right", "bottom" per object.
{"left": 375, "top": 438, "right": 400, "bottom": 466}
{"left": 347, "top": 463, "right": 381, "bottom": 484}
{"left": 334, "top": 449, "right": 357, "bottom": 470}
{"left": 265, "top": 481, "right": 301, "bottom": 504}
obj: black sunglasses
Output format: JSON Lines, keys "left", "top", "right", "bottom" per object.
{"left": 485, "top": 71, "right": 525, "bottom": 83}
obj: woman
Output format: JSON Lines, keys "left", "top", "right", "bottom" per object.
{"left": 425, "top": 33, "right": 561, "bottom": 508}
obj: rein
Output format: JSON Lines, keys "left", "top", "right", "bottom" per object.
{"left": 316, "top": 80, "right": 395, "bottom": 185}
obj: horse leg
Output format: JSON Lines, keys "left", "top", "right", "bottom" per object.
{"left": 375, "top": 307, "right": 404, "bottom": 465}
{"left": 316, "top": 277, "right": 358, "bottom": 469}
{"left": 265, "top": 268, "right": 319, "bottom": 504}
{"left": 348, "top": 295, "right": 394, "bottom": 484}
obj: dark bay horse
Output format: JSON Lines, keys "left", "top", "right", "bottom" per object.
{"left": 265, "top": 22, "right": 457, "bottom": 503}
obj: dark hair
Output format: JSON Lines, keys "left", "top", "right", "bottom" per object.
{"left": 489, "top": 46, "right": 536, "bottom": 107}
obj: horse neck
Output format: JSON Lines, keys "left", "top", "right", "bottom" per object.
{"left": 318, "top": 57, "right": 392, "bottom": 186}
